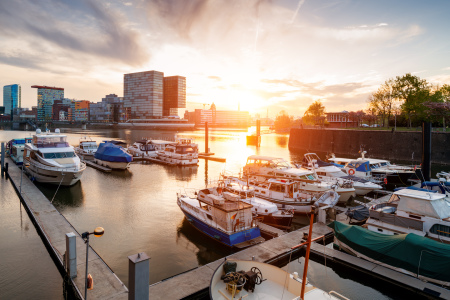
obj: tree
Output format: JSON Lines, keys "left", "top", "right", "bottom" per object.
{"left": 392, "top": 73, "right": 430, "bottom": 128}
{"left": 274, "top": 110, "right": 293, "bottom": 131}
{"left": 348, "top": 110, "right": 366, "bottom": 126}
{"left": 303, "top": 100, "right": 326, "bottom": 126}
{"left": 368, "top": 79, "right": 396, "bottom": 127}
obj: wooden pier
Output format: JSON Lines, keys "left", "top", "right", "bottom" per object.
{"left": 198, "top": 154, "right": 226, "bottom": 162}
{"left": 6, "top": 158, "right": 128, "bottom": 299}
{"left": 84, "top": 160, "right": 112, "bottom": 172}
{"left": 132, "top": 156, "right": 177, "bottom": 165}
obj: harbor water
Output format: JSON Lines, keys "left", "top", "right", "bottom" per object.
{"left": 1, "top": 127, "right": 448, "bottom": 299}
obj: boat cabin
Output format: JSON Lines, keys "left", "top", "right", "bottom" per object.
{"left": 33, "top": 134, "right": 69, "bottom": 148}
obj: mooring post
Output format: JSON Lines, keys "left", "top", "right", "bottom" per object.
{"left": 256, "top": 119, "right": 261, "bottom": 147}
{"left": 128, "top": 252, "right": 150, "bottom": 300}
{"left": 422, "top": 122, "right": 432, "bottom": 182}
{"left": 205, "top": 121, "right": 209, "bottom": 153}
{"left": 1, "top": 142, "right": 5, "bottom": 177}
{"left": 65, "top": 232, "right": 77, "bottom": 279}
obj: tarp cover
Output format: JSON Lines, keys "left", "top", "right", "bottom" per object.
{"left": 95, "top": 142, "right": 132, "bottom": 163}
{"left": 328, "top": 221, "right": 450, "bottom": 283}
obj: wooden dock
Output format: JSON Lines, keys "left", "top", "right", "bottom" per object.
{"left": 256, "top": 220, "right": 287, "bottom": 237}
{"left": 198, "top": 154, "right": 226, "bottom": 162}
{"left": 132, "top": 156, "right": 177, "bottom": 165}
{"left": 6, "top": 158, "right": 128, "bottom": 299}
{"left": 84, "top": 160, "right": 112, "bottom": 172}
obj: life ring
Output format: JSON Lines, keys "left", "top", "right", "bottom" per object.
{"left": 348, "top": 169, "right": 355, "bottom": 175}
{"left": 384, "top": 178, "right": 388, "bottom": 185}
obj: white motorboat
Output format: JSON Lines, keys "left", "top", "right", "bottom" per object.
{"left": 302, "top": 153, "right": 382, "bottom": 196}
{"left": 157, "top": 137, "right": 198, "bottom": 166}
{"left": 366, "top": 187, "right": 450, "bottom": 243}
{"left": 74, "top": 136, "right": 98, "bottom": 161}
{"left": 23, "top": 129, "right": 86, "bottom": 186}
{"left": 243, "top": 155, "right": 355, "bottom": 202}
{"left": 223, "top": 181, "right": 294, "bottom": 229}
{"left": 224, "top": 175, "right": 339, "bottom": 214}
{"left": 177, "top": 185, "right": 265, "bottom": 248}
{"left": 7, "top": 138, "right": 32, "bottom": 165}
{"left": 127, "top": 138, "right": 175, "bottom": 158}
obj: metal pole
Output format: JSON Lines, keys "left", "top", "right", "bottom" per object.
{"left": 1, "top": 142, "right": 4, "bottom": 176}
{"left": 85, "top": 235, "right": 89, "bottom": 300}
{"left": 205, "top": 122, "right": 209, "bottom": 153}
{"left": 20, "top": 162, "right": 24, "bottom": 194}
{"left": 300, "top": 207, "right": 315, "bottom": 299}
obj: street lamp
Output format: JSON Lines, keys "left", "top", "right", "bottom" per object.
{"left": 81, "top": 227, "right": 104, "bottom": 299}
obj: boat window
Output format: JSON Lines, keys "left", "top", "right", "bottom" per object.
{"left": 430, "top": 224, "right": 450, "bottom": 238}
{"left": 306, "top": 174, "right": 316, "bottom": 180}
{"left": 269, "top": 184, "right": 279, "bottom": 192}
{"left": 317, "top": 172, "right": 326, "bottom": 176}
{"left": 275, "top": 173, "right": 284, "bottom": 177}
{"left": 380, "top": 162, "right": 388, "bottom": 167}
{"left": 268, "top": 172, "right": 274, "bottom": 175}
{"left": 42, "top": 152, "right": 75, "bottom": 159}
{"left": 206, "top": 214, "right": 213, "bottom": 220}
{"left": 388, "top": 194, "right": 400, "bottom": 203}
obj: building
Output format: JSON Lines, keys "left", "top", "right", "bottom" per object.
{"left": 74, "top": 100, "right": 90, "bottom": 122}
{"left": 52, "top": 100, "right": 70, "bottom": 121}
{"left": 185, "top": 103, "right": 250, "bottom": 128}
{"left": 3, "top": 84, "right": 21, "bottom": 116}
{"left": 325, "top": 111, "right": 358, "bottom": 128}
{"left": 90, "top": 94, "right": 126, "bottom": 123}
{"left": 32, "top": 85, "right": 64, "bottom": 122}
{"left": 163, "top": 76, "right": 186, "bottom": 116}
{"left": 124, "top": 71, "right": 164, "bottom": 119}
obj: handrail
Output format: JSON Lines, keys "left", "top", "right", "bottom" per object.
{"left": 329, "top": 291, "right": 350, "bottom": 300}
{"left": 26, "top": 158, "right": 86, "bottom": 172}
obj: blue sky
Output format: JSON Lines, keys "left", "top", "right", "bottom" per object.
{"left": 1, "top": 0, "right": 449, "bottom": 117}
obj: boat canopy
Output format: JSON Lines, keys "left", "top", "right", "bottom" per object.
{"left": 95, "top": 142, "right": 132, "bottom": 163}
{"left": 346, "top": 160, "right": 371, "bottom": 172}
{"left": 395, "top": 192, "right": 450, "bottom": 219}
{"left": 421, "top": 181, "right": 450, "bottom": 194}
{"left": 329, "top": 221, "right": 450, "bottom": 283}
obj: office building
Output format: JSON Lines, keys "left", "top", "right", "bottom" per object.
{"left": 3, "top": 84, "right": 21, "bottom": 116}
{"left": 32, "top": 85, "right": 64, "bottom": 122}
{"left": 163, "top": 76, "right": 186, "bottom": 116}
{"left": 74, "top": 100, "right": 90, "bottom": 122}
{"left": 90, "top": 94, "right": 126, "bottom": 123}
{"left": 124, "top": 70, "right": 164, "bottom": 119}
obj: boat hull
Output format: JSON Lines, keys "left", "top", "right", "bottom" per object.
{"left": 180, "top": 209, "right": 261, "bottom": 248}
{"left": 254, "top": 195, "right": 314, "bottom": 214}
{"left": 94, "top": 158, "right": 131, "bottom": 170}
{"left": 26, "top": 164, "right": 84, "bottom": 186}
{"left": 257, "top": 213, "right": 293, "bottom": 229}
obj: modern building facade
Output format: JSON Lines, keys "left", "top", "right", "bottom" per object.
{"left": 3, "top": 84, "right": 21, "bottom": 116}
{"left": 74, "top": 100, "right": 90, "bottom": 122}
{"left": 163, "top": 76, "right": 186, "bottom": 116}
{"left": 90, "top": 94, "right": 126, "bottom": 123}
{"left": 32, "top": 85, "right": 64, "bottom": 122}
{"left": 124, "top": 71, "right": 164, "bottom": 119}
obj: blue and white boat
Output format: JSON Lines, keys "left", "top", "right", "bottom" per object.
{"left": 94, "top": 141, "right": 133, "bottom": 169}
{"left": 177, "top": 186, "right": 265, "bottom": 248}
{"left": 7, "top": 138, "right": 32, "bottom": 165}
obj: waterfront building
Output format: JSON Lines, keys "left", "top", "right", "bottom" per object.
{"left": 90, "top": 94, "right": 126, "bottom": 123}
{"left": 74, "top": 100, "right": 90, "bottom": 122}
{"left": 163, "top": 76, "right": 186, "bottom": 116}
{"left": 32, "top": 85, "right": 64, "bottom": 122}
{"left": 52, "top": 100, "right": 69, "bottom": 121}
{"left": 3, "top": 84, "right": 21, "bottom": 116}
{"left": 185, "top": 104, "right": 250, "bottom": 128}
{"left": 124, "top": 71, "right": 164, "bottom": 119}
{"left": 326, "top": 111, "right": 358, "bottom": 128}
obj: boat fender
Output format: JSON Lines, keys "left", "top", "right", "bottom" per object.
{"left": 348, "top": 169, "right": 355, "bottom": 175}
{"left": 208, "top": 206, "right": 212, "bottom": 211}
{"left": 384, "top": 178, "right": 388, "bottom": 184}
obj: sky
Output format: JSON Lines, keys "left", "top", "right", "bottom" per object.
{"left": 1, "top": 0, "right": 450, "bottom": 118}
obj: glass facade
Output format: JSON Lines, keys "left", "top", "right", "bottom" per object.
{"left": 3, "top": 84, "right": 21, "bottom": 115}
{"left": 32, "top": 86, "right": 64, "bottom": 122}
{"left": 163, "top": 76, "right": 186, "bottom": 116}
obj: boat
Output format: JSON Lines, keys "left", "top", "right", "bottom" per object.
{"left": 302, "top": 153, "right": 382, "bottom": 196}
{"left": 7, "top": 138, "right": 32, "bottom": 165}
{"left": 127, "top": 138, "right": 175, "bottom": 158}
{"left": 157, "top": 137, "right": 198, "bottom": 166}
{"left": 176, "top": 186, "right": 265, "bottom": 248}
{"left": 23, "top": 129, "right": 86, "bottom": 186}
{"left": 210, "top": 208, "right": 347, "bottom": 300}
{"left": 224, "top": 175, "right": 339, "bottom": 214}
{"left": 330, "top": 220, "right": 450, "bottom": 287}
{"left": 94, "top": 141, "right": 133, "bottom": 169}
{"left": 243, "top": 155, "right": 355, "bottom": 203}
{"left": 74, "top": 136, "right": 98, "bottom": 161}
{"left": 365, "top": 188, "right": 450, "bottom": 243}
{"left": 223, "top": 180, "right": 294, "bottom": 230}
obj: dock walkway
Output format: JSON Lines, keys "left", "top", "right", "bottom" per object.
{"left": 6, "top": 158, "right": 128, "bottom": 299}
{"left": 84, "top": 160, "right": 112, "bottom": 172}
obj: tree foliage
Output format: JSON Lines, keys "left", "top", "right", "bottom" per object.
{"left": 274, "top": 110, "right": 293, "bottom": 131}
{"left": 367, "top": 79, "right": 396, "bottom": 127}
{"left": 303, "top": 100, "right": 326, "bottom": 125}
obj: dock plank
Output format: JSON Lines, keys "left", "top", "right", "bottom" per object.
{"left": 6, "top": 159, "right": 128, "bottom": 299}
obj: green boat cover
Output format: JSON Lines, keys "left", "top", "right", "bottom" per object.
{"left": 328, "top": 221, "right": 450, "bottom": 283}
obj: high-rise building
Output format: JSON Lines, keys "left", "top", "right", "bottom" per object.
{"left": 90, "top": 94, "right": 126, "bottom": 123}
{"left": 124, "top": 71, "right": 164, "bottom": 119}
{"left": 3, "top": 84, "right": 21, "bottom": 116}
{"left": 32, "top": 85, "right": 64, "bottom": 122}
{"left": 163, "top": 76, "right": 186, "bottom": 116}
{"left": 74, "top": 100, "right": 90, "bottom": 122}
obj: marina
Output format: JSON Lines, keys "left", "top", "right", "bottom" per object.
{"left": 1, "top": 127, "right": 449, "bottom": 300}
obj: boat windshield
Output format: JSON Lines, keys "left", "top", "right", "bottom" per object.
{"left": 41, "top": 152, "right": 76, "bottom": 159}
{"left": 34, "top": 136, "right": 69, "bottom": 148}
{"left": 176, "top": 146, "right": 195, "bottom": 154}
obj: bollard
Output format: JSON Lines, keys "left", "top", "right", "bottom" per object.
{"left": 65, "top": 233, "right": 77, "bottom": 279}
{"left": 318, "top": 207, "right": 327, "bottom": 224}
{"left": 128, "top": 252, "right": 150, "bottom": 300}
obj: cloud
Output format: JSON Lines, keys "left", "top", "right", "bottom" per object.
{"left": 208, "top": 76, "right": 222, "bottom": 81}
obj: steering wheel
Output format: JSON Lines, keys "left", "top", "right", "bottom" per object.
{"left": 250, "top": 267, "right": 265, "bottom": 285}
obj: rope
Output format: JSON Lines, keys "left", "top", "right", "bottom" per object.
{"left": 281, "top": 248, "right": 294, "bottom": 300}
{"left": 51, "top": 172, "right": 65, "bottom": 203}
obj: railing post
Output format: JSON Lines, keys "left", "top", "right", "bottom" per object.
{"left": 65, "top": 232, "right": 77, "bottom": 278}
{"left": 128, "top": 252, "right": 150, "bottom": 300}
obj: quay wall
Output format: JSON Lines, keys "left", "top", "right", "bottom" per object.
{"left": 288, "top": 128, "right": 450, "bottom": 165}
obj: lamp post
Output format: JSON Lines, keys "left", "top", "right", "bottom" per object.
{"left": 81, "top": 227, "right": 104, "bottom": 299}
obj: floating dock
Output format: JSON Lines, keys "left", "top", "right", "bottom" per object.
{"left": 133, "top": 156, "right": 177, "bottom": 166}
{"left": 84, "top": 160, "right": 112, "bottom": 172}
{"left": 6, "top": 158, "right": 128, "bottom": 299}
{"left": 198, "top": 154, "right": 226, "bottom": 162}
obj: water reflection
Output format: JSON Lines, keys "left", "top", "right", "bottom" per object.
{"left": 162, "top": 164, "right": 199, "bottom": 182}
{"left": 275, "top": 135, "right": 289, "bottom": 148}
{"left": 36, "top": 181, "right": 84, "bottom": 208}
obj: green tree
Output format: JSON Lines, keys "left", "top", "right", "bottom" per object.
{"left": 393, "top": 73, "right": 430, "bottom": 128}
{"left": 368, "top": 79, "right": 396, "bottom": 127}
{"left": 274, "top": 110, "right": 293, "bottom": 131}
{"left": 303, "top": 100, "right": 326, "bottom": 126}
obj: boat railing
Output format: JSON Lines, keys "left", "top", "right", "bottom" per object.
{"left": 329, "top": 291, "right": 350, "bottom": 300}
{"left": 27, "top": 158, "right": 86, "bottom": 173}
{"left": 369, "top": 206, "right": 424, "bottom": 231}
